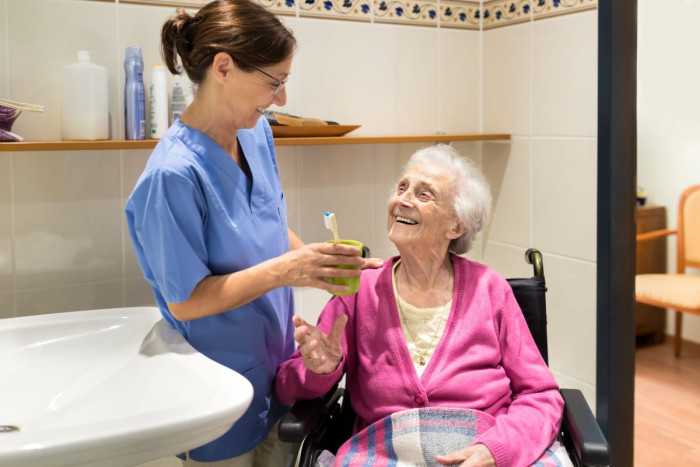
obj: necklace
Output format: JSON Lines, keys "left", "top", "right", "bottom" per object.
{"left": 395, "top": 263, "right": 452, "bottom": 366}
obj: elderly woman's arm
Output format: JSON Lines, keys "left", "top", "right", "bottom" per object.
{"left": 471, "top": 289, "right": 564, "bottom": 467}
{"left": 276, "top": 297, "right": 350, "bottom": 405}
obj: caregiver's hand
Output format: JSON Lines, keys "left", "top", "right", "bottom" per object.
{"left": 435, "top": 443, "right": 496, "bottom": 467}
{"left": 280, "top": 242, "right": 366, "bottom": 293}
{"left": 292, "top": 314, "right": 346, "bottom": 375}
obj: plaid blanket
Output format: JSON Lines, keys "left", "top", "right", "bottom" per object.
{"left": 315, "top": 407, "right": 573, "bottom": 467}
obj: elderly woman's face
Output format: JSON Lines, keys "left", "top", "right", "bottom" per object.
{"left": 387, "top": 162, "right": 461, "bottom": 250}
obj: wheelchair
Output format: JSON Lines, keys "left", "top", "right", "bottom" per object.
{"left": 278, "top": 248, "right": 610, "bottom": 467}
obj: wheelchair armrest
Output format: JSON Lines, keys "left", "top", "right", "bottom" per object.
{"left": 278, "top": 386, "right": 343, "bottom": 443}
{"left": 560, "top": 389, "right": 610, "bottom": 466}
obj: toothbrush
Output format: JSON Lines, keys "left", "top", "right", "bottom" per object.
{"left": 324, "top": 211, "right": 340, "bottom": 244}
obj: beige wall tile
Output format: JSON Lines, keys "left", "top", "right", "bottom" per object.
{"left": 122, "top": 149, "right": 151, "bottom": 278}
{"left": 0, "top": 291, "right": 13, "bottom": 320}
{"left": 296, "top": 286, "right": 333, "bottom": 328}
{"left": 8, "top": 0, "right": 117, "bottom": 141}
{"left": 0, "top": 0, "right": 7, "bottom": 96}
{"left": 293, "top": 18, "right": 375, "bottom": 133}
{"left": 275, "top": 146, "right": 302, "bottom": 235}
{"left": 15, "top": 280, "right": 123, "bottom": 317}
{"left": 124, "top": 276, "right": 156, "bottom": 308}
{"left": 13, "top": 151, "right": 123, "bottom": 290}
{"left": 264, "top": 16, "right": 300, "bottom": 117}
{"left": 482, "top": 241, "right": 534, "bottom": 279}
{"left": 481, "top": 139, "right": 531, "bottom": 248}
{"left": 544, "top": 253, "right": 597, "bottom": 390}
{"left": 482, "top": 22, "right": 532, "bottom": 135}
{"left": 532, "top": 11, "right": 597, "bottom": 137}
{"left": 372, "top": 24, "right": 440, "bottom": 134}
{"left": 0, "top": 155, "right": 11, "bottom": 292}
{"left": 298, "top": 145, "right": 376, "bottom": 246}
{"left": 551, "top": 369, "right": 595, "bottom": 413}
{"left": 439, "top": 29, "right": 480, "bottom": 133}
{"left": 532, "top": 138, "right": 596, "bottom": 261}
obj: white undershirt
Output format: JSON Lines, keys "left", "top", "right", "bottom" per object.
{"left": 392, "top": 260, "right": 452, "bottom": 377}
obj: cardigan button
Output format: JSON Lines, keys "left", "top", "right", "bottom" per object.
{"left": 414, "top": 394, "right": 424, "bottom": 406}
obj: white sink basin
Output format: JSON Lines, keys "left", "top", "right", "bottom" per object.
{"left": 0, "top": 307, "right": 253, "bottom": 467}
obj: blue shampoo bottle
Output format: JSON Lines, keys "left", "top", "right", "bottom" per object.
{"left": 124, "top": 46, "right": 145, "bottom": 140}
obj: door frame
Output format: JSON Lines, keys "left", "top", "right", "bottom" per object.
{"left": 596, "top": 2, "right": 637, "bottom": 466}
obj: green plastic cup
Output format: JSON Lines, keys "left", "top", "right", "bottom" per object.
{"left": 324, "top": 239, "right": 363, "bottom": 295}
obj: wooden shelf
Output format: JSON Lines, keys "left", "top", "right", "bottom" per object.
{"left": 0, "top": 134, "right": 510, "bottom": 152}
{"left": 0, "top": 140, "right": 156, "bottom": 152}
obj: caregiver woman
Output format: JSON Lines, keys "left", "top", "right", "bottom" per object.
{"left": 125, "top": 1, "right": 378, "bottom": 465}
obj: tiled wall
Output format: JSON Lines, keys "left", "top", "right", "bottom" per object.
{"left": 638, "top": 0, "right": 700, "bottom": 344}
{"left": 0, "top": 0, "right": 598, "bottom": 406}
{"left": 481, "top": 9, "right": 599, "bottom": 403}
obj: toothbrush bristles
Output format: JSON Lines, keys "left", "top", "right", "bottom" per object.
{"left": 323, "top": 212, "right": 340, "bottom": 243}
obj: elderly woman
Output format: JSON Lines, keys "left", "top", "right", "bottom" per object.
{"left": 276, "top": 144, "right": 565, "bottom": 467}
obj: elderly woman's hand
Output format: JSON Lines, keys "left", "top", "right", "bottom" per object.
{"left": 361, "top": 256, "right": 384, "bottom": 269}
{"left": 435, "top": 443, "right": 496, "bottom": 467}
{"left": 292, "top": 314, "right": 347, "bottom": 375}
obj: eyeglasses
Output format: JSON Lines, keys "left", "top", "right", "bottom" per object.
{"left": 249, "top": 64, "right": 288, "bottom": 97}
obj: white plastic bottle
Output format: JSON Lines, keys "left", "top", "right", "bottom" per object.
{"left": 149, "top": 64, "right": 168, "bottom": 139}
{"left": 61, "top": 51, "right": 109, "bottom": 140}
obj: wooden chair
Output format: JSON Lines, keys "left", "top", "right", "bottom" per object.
{"left": 635, "top": 184, "right": 700, "bottom": 357}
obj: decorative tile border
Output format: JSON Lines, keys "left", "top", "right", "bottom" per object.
{"left": 532, "top": 0, "right": 597, "bottom": 21}
{"left": 299, "top": 0, "right": 371, "bottom": 21}
{"left": 115, "top": 0, "right": 597, "bottom": 28}
{"left": 482, "top": 0, "right": 597, "bottom": 29}
{"left": 373, "top": 0, "right": 438, "bottom": 26}
{"left": 482, "top": 0, "right": 531, "bottom": 29}
{"left": 254, "top": 0, "right": 297, "bottom": 17}
{"left": 440, "top": 1, "right": 481, "bottom": 30}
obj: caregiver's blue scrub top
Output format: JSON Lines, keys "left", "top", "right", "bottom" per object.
{"left": 125, "top": 117, "right": 295, "bottom": 462}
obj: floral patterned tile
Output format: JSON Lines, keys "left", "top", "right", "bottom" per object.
{"left": 117, "top": 0, "right": 597, "bottom": 28}
{"left": 440, "top": 0, "right": 481, "bottom": 30}
{"left": 373, "top": 0, "right": 438, "bottom": 26}
{"left": 532, "top": 0, "right": 597, "bottom": 21}
{"left": 482, "top": 0, "right": 532, "bottom": 29}
{"left": 255, "top": 0, "right": 298, "bottom": 17}
{"left": 299, "top": 0, "right": 371, "bottom": 21}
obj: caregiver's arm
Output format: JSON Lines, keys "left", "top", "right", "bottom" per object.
{"left": 168, "top": 241, "right": 362, "bottom": 321}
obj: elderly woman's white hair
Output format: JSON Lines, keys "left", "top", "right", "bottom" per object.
{"left": 403, "top": 144, "right": 492, "bottom": 255}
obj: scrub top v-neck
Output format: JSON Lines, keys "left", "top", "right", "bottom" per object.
{"left": 125, "top": 116, "right": 295, "bottom": 461}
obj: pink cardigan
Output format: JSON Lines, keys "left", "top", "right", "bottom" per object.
{"left": 276, "top": 255, "right": 564, "bottom": 467}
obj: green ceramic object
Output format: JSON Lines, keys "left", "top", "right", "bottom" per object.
{"left": 324, "top": 239, "right": 362, "bottom": 295}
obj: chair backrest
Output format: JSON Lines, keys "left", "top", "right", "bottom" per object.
{"left": 506, "top": 249, "right": 549, "bottom": 365}
{"left": 679, "top": 185, "right": 700, "bottom": 271}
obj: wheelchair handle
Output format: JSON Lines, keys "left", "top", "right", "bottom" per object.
{"left": 525, "top": 248, "right": 544, "bottom": 280}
